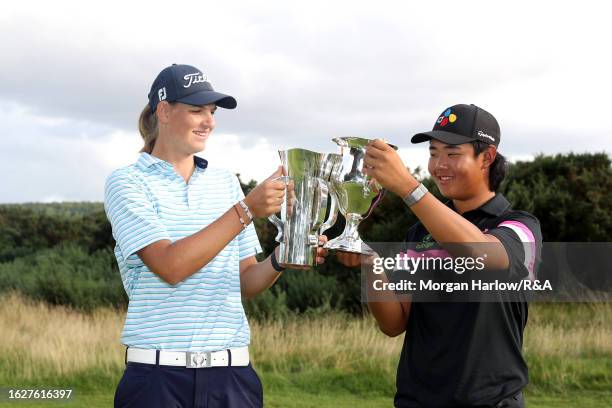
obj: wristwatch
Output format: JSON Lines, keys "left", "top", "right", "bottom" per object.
{"left": 402, "top": 183, "right": 428, "bottom": 207}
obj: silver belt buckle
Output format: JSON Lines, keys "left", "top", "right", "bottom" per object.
{"left": 186, "top": 351, "right": 212, "bottom": 368}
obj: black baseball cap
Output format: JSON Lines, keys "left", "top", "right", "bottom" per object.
{"left": 411, "top": 104, "right": 500, "bottom": 146}
{"left": 148, "top": 64, "right": 237, "bottom": 113}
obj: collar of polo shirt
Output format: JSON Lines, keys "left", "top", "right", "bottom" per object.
{"left": 445, "top": 193, "right": 511, "bottom": 217}
{"left": 138, "top": 153, "right": 209, "bottom": 170}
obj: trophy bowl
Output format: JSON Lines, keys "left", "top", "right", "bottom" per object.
{"left": 269, "top": 148, "right": 342, "bottom": 268}
{"left": 324, "top": 137, "right": 396, "bottom": 255}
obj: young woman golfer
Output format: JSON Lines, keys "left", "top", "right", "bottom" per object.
{"left": 105, "top": 63, "right": 328, "bottom": 408}
{"left": 338, "top": 104, "right": 542, "bottom": 408}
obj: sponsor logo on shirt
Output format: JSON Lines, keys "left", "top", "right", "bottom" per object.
{"left": 416, "top": 233, "right": 436, "bottom": 250}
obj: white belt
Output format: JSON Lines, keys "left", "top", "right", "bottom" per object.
{"left": 126, "top": 347, "right": 250, "bottom": 368}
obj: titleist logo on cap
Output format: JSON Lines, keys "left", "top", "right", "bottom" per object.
{"left": 183, "top": 72, "right": 208, "bottom": 88}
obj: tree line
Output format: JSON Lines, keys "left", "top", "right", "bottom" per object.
{"left": 0, "top": 152, "right": 610, "bottom": 316}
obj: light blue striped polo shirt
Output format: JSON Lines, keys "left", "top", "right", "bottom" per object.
{"left": 104, "top": 152, "right": 262, "bottom": 351}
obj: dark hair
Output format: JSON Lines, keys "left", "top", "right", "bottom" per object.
{"left": 471, "top": 140, "right": 507, "bottom": 192}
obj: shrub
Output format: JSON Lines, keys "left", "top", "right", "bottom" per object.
{"left": 0, "top": 244, "right": 125, "bottom": 310}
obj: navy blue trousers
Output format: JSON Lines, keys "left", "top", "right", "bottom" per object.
{"left": 114, "top": 361, "right": 263, "bottom": 408}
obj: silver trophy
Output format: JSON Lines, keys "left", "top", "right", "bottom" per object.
{"left": 269, "top": 148, "right": 342, "bottom": 268}
{"left": 325, "top": 137, "right": 394, "bottom": 255}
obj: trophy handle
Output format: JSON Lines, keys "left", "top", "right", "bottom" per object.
{"left": 319, "top": 180, "right": 338, "bottom": 234}
{"left": 268, "top": 176, "right": 290, "bottom": 243}
{"left": 310, "top": 177, "right": 328, "bottom": 235}
{"left": 268, "top": 213, "right": 284, "bottom": 243}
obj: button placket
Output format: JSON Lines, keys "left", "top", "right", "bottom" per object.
{"left": 186, "top": 170, "right": 202, "bottom": 209}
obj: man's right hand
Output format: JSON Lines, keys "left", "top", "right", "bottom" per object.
{"left": 336, "top": 251, "right": 362, "bottom": 268}
{"left": 244, "top": 166, "right": 287, "bottom": 218}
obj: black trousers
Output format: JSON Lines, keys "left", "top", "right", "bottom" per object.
{"left": 114, "top": 361, "right": 263, "bottom": 408}
{"left": 395, "top": 391, "right": 525, "bottom": 407}
{"left": 495, "top": 392, "right": 524, "bottom": 408}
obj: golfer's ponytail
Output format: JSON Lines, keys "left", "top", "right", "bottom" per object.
{"left": 139, "top": 105, "right": 158, "bottom": 154}
{"left": 472, "top": 141, "right": 507, "bottom": 192}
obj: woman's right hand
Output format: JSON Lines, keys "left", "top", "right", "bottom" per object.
{"left": 244, "top": 166, "right": 286, "bottom": 218}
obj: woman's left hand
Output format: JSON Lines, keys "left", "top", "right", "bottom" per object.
{"left": 277, "top": 235, "right": 329, "bottom": 269}
{"left": 316, "top": 235, "right": 330, "bottom": 265}
{"left": 363, "top": 139, "right": 417, "bottom": 197}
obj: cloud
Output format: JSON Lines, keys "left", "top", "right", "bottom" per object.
{"left": 1, "top": 0, "right": 610, "bottom": 202}
{"left": 0, "top": 103, "right": 138, "bottom": 202}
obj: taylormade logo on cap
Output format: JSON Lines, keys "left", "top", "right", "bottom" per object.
{"left": 477, "top": 130, "right": 495, "bottom": 143}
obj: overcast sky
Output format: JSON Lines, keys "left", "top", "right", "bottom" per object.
{"left": 1, "top": 0, "right": 611, "bottom": 203}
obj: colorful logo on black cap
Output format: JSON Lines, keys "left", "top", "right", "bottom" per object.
{"left": 436, "top": 109, "right": 457, "bottom": 127}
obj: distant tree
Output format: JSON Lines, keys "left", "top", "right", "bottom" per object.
{"left": 501, "top": 153, "right": 612, "bottom": 241}
{"left": 0, "top": 203, "right": 111, "bottom": 261}
{"left": 2, "top": 153, "right": 609, "bottom": 312}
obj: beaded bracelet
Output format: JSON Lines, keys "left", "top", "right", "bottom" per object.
{"left": 233, "top": 204, "right": 249, "bottom": 229}
{"left": 238, "top": 200, "right": 253, "bottom": 222}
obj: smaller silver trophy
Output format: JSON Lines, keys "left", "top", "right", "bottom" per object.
{"left": 325, "top": 137, "right": 395, "bottom": 255}
{"left": 269, "top": 148, "right": 342, "bottom": 268}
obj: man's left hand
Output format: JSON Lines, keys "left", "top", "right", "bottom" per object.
{"left": 316, "top": 235, "right": 329, "bottom": 265}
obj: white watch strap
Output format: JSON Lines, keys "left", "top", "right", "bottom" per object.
{"left": 402, "top": 183, "right": 428, "bottom": 207}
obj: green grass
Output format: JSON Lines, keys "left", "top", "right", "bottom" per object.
{"left": 1, "top": 296, "right": 610, "bottom": 407}
{"left": 0, "top": 370, "right": 610, "bottom": 408}
{"left": 1, "top": 393, "right": 610, "bottom": 408}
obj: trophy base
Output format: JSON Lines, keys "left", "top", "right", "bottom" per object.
{"left": 324, "top": 237, "right": 374, "bottom": 255}
{"left": 277, "top": 243, "right": 318, "bottom": 269}
{"left": 281, "top": 263, "right": 313, "bottom": 270}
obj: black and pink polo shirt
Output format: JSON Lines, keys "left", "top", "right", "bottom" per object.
{"left": 395, "top": 193, "right": 542, "bottom": 408}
